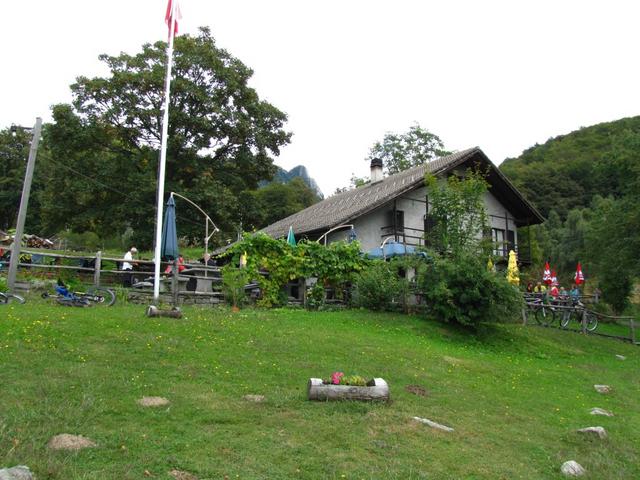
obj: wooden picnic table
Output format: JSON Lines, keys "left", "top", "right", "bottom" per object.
{"left": 181, "top": 267, "right": 221, "bottom": 293}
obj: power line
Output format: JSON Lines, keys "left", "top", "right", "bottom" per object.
{"left": 43, "top": 156, "right": 209, "bottom": 229}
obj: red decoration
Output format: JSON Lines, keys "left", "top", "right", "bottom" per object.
{"left": 165, "top": 0, "right": 182, "bottom": 38}
{"left": 574, "top": 262, "right": 585, "bottom": 285}
{"left": 543, "top": 261, "right": 552, "bottom": 285}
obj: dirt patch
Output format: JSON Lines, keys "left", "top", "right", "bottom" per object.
{"left": 138, "top": 396, "right": 171, "bottom": 407}
{"left": 47, "top": 434, "right": 96, "bottom": 451}
{"left": 169, "top": 469, "right": 198, "bottom": 480}
{"left": 405, "top": 385, "right": 429, "bottom": 397}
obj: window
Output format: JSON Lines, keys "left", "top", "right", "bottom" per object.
{"left": 492, "top": 228, "right": 505, "bottom": 256}
{"left": 388, "top": 209, "right": 405, "bottom": 241}
{"left": 507, "top": 229, "right": 516, "bottom": 253}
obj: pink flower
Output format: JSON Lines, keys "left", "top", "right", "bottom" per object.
{"left": 331, "top": 372, "right": 344, "bottom": 385}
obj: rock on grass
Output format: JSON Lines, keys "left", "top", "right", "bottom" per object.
{"left": 243, "top": 394, "right": 265, "bottom": 403}
{"left": 589, "top": 407, "right": 613, "bottom": 417}
{"left": 412, "top": 416, "right": 454, "bottom": 432}
{"left": 577, "top": 426, "right": 607, "bottom": 439}
{"left": 138, "top": 396, "right": 171, "bottom": 407}
{"left": 47, "top": 434, "right": 96, "bottom": 451}
{"left": 561, "top": 460, "right": 585, "bottom": 476}
{"left": 0, "top": 465, "right": 34, "bottom": 480}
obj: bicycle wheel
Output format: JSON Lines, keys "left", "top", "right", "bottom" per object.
{"left": 585, "top": 312, "right": 598, "bottom": 332}
{"left": 0, "top": 292, "right": 7, "bottom": 304}
{"left": 560, "top": 309, "right": 575, "bottom": 329}
{"left": 57, "top": 297, "right": 90, "bottom": 307}
{"left": 2, "top": 292, "right": 25, "bottom": 304}
{"left": 86, "top": 287, "right": 116, "bottom": 306}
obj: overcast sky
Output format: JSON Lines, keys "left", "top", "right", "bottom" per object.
{"left": 3, "top": 0, "right": 639, "bottom": 196}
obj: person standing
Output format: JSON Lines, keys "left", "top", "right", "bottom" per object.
{"left": 122, "top": 246, "right": 137, "bottom": 287}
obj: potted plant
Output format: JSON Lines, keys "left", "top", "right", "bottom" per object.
{"left": 307, "top": 372, "right": 389, "bottom": 401}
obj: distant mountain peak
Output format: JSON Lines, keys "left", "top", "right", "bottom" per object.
{"left": 271, "top": 165, "right": 324, "bottom": 198}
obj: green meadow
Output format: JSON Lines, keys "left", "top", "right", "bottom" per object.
{"left": 1, "top": 303, "right": 638, "bottom": 479}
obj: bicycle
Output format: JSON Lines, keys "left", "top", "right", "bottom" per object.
{"left": 559, "top": 302, "right": 598, "bottom": 332}
{"left": 0, "top": 291, "right": 26, "bottom": 304}
{"left": 42, "top": 280, "right": 116, "bottom": 307}
{"left": 525, "top": 294, "right": 557, "bottom": 327}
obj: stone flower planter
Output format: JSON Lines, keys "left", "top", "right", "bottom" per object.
{"left": 307, "top": 378, "right": 389, "bottom": 401}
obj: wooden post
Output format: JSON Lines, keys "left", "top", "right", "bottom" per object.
{"left": 7, "top": 118, "right": 43, "bottom": 293}
{"left": 630, "top": 318, "right": 636, "bottom": 344}
{"left": 581, "top": 308, "right": 588, "bottom": 334}
{"left": 93, "top": 251, "right": 102, "bottom": 287}
{"left": 522, "top": 306, "right": 528, "bottom": 326}
{"left": 172, "top": 258, "right": 179, "bottom": 306}
{"left": 146, "top": 305, "right": 182, "bottom": 318}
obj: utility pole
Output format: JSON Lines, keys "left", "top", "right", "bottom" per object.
{"left": 7, "top": 117, "right": 42, "bottom": 293}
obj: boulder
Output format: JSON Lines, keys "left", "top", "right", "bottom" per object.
{"left": 577, "top": 426, "right": 607, "bottom": 439}
{"left": 0, "top": 466, "right": 34, "bottom": 480}
{"left": 615, "top": 354, "right": 626, "bottom": 360}
{"left": 593, "top": 384, "right": 611, "bottom": 394}
{"left": 561, "top": 460, "right": 585, "bottom": 476}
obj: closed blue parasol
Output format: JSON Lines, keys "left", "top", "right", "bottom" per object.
{"left": 367, "top": 240, "right": 418, "bottom": 259}
{"left": 161, "top": 195, "right": 179, "bottom": 261}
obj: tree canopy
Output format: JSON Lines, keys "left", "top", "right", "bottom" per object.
{"left": 501, "top": 117, "right": 640, "bottom": 312}
{"left": 36, "top": 27, "right": 291, "bottom": 248}
{"left": 0, "top": 127, "right": 34, "bottom": 231}
{"left": 366, "top": 124, "right": 450, "bottom": 175}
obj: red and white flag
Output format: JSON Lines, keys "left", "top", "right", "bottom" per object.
{"left": 543, "top": 261, "right": 551, "bottom": 284}
{"left": 574, "top": 262, "right": 585, "bottom": 285}
{"left": 550, "top": 270, "right": 558, "bottom": 286}
{"left": 165, "top": 0, "right": 182, "bottom": 39}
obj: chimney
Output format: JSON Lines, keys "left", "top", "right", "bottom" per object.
{"left": 370, "top": 157, "right": 383, "bottom": 183}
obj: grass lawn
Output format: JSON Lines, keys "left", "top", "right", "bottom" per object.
{"left": 0, "top": 302, "right": 638, "bottom": 479}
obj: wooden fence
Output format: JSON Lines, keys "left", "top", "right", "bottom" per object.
{"left": 523, "top": 296, "right": 638, "bottom": 345}
{"left": 4, "top": 248, "right": 225, "bottom": 305}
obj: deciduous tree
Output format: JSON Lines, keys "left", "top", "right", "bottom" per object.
{"left": 42, "top": 27, "right": 291, "bottom": 246}
{"left": 366, "top": 124, "right": 450, "bottom": 174}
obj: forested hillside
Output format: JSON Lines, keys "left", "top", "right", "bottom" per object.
{"left": 500, "top": 117, "right": 640, "bottom": 312}
{"left": 500, "top": 116, "right": 640, "bottom": 218}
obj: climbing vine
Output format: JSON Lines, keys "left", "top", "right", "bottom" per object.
{"left": 223, "top": 233, "right": 368, "bottom": 307}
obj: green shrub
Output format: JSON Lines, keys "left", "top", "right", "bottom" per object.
{"left": 58, "top": 230, "right": 101, "bottom": 250}
{"left": 0, "top": 277, "right": 7, "bottom": 292}
{"left": 417, "top": 252, "right": 522, "bottom": 329}
{"left": 221, "top": 266, "right": 250, "bottom": 308}
{"left": 353, "top": 261, "right": 408, "bottom": 311}
{"left": 306, "top": 281, "right": 325, "bottom": 310}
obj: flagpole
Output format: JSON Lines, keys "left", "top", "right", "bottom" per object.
{"left": 153, "top": 2, "right": 178, "bottom": 301}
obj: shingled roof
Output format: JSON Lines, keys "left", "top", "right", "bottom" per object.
{"left": 262, "top": 147, "right": 537, "bottom": 240}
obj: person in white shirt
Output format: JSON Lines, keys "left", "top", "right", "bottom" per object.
{"left": 122, "top": 246, "right": 137, "bottom": 286}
